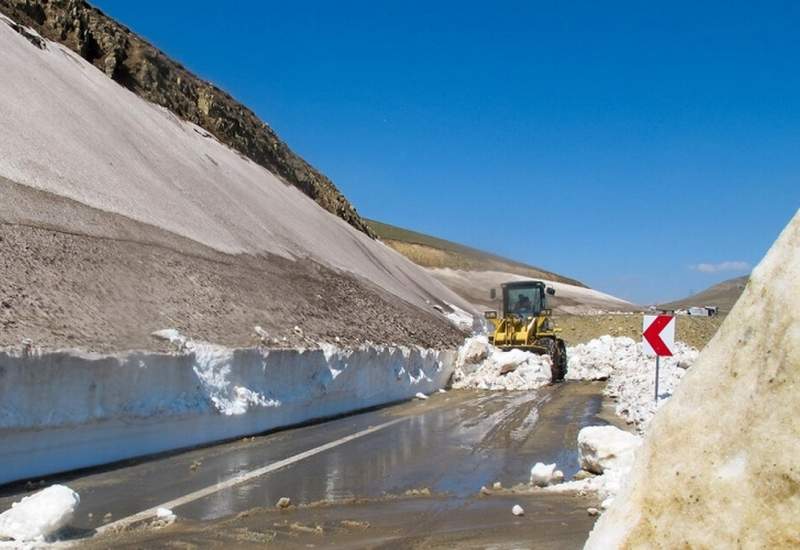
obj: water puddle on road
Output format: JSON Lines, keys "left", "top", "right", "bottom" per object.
{"left": 175, "top": 383, "right": 607, "bottom": 521}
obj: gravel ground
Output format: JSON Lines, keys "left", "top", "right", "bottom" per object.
{"left": 554, "top": 313, "right": 725, "bottom": 350}
{"left": 0, "top": 180, "right": 466, "bottom": 353}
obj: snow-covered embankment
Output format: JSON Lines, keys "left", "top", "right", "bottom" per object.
{"left": 0, "top": 333, "right": 455, "bottom": 486}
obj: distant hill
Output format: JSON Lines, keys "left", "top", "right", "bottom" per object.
{"left": 368, "top": 220, "right": 639, "bottom": 314}
{"left": 366, "top": 219, "right": 585, "bottom": 287}
{"left": 660, "top": 276, "right": 749, "bottom": 313}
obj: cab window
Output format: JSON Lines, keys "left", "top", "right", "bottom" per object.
{"left": 505, "top": 287, "right": 542, "bottom": 317}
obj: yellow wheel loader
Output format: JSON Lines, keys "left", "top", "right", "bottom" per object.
{"left": 484, "top": 281, "right": 567, "bottom": 382}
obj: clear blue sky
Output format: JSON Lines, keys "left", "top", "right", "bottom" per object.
{"left": 93, "top": 1, "right": 799, "bottom": 304}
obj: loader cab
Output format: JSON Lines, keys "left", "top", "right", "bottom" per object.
{"left": 500, "top": 281, "right": 554, "bottom": 318}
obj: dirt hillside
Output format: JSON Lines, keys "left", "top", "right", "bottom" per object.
{"left": 0, "top": 14, "right": 471, "bottom": 352}
{"left": 367, "top": 219, "right": 585, "bottom": 286}
{"left": 659, "top": 275, "right": 748, "bottom": 313}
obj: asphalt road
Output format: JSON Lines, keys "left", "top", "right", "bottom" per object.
{"left": 0, "top": 382, "right": 613, "bottom": 548}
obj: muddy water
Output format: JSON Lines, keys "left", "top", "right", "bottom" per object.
{"left": 9, "top": 382, "right": 611, "bottom": 548}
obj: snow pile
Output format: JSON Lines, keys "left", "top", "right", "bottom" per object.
{"left": 0, "top": 335, "right": 456, "bottom": 485}
{"left": 544, "top": 426, "right": 641, "bottom": 509}
{"left": 0, "top": 485, "right": 79, "bottom": 542}
{"left": 586, "top": 210, "right": 800, "bottom": 549}
{"left": 452, "top": 336, "right": 552, "bottom": 391}
{"left": 567, "top": 336, "right": 699, "bottom": 430}
{"left": 530, "top": 462, "right": 564, "bottom": 487}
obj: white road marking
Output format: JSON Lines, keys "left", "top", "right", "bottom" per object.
{"left": 95, "top": 416, "right": 408, "bottom": 535}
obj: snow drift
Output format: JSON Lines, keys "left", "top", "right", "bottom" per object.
{"left": 0, "top": 335, "right": 455, "bottom": 485}
{"left": 586, "top": 210, "right": 800, "bottom": 549}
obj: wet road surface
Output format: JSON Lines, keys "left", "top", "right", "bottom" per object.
{"left": 0, "top": 382, "right": 612, "bottom": 548}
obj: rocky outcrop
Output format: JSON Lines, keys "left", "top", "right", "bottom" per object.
{"left": 0, "top": 0, "right": 374, "bottom": 236}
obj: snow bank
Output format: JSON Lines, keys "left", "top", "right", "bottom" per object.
{"left": 0, "top": 485, "right": 79, "bottom": 542}
{"left": 586, "top": 210, "right": 800, "bottom": 549}
{"left": 567, "top": 336, "right": 698, "bottom": 430}
{"left": 452, "top": 336, "right": 552, "bottom": 391}
{"left": 0, "top": 334, "right": 455, "bottom": 485}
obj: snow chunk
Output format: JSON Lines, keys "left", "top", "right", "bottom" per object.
{"left": 0, "top": 485, "right": 79, "bottom": 542}
{"left": 530, "top": 462, "right": 564, "bottom": 487}
{"left": 512, "top": 504, "right": 525, "bottom": 516}
{"left": 415, "top": 392, "right": 429, "bottom": 400}
{"left": 457, "top": 335, "right": 490, "bottom": 365}
{"left": 453, "top": 336, "right": 552, "bottom": 391}
{"left": 154, "top": 507, "right": 176, "bottom": 526}
{"left": 151, "top": 328, "right": 187, "bottom": 348}
{"left": 545, "top": 426, "right": 641, "bottom": 505}
{"left": 578, "top": 426, "right": 641, "bottom": 475}
{"left": 444, "top": 303, "right": 475, "bottom": 332}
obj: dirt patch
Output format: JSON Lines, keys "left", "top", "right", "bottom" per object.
{"left": 554, "top": 313, "right": 724, "bottom": 350}
{"left": 81, "top": 492, "right": 596, "bottom": 549}
{"left": 0, "top": 182, "right": 464, "bottom": 353}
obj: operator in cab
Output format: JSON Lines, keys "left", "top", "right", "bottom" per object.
{"left": 513, "top": 294, "right": 533, "bottom": 317}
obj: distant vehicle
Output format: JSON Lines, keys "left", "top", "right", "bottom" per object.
{"left": 484, "top": 280, "right": 567, "bottom": 382}
{"left": 683, "top": 306, "right": 718, "bottom": 317}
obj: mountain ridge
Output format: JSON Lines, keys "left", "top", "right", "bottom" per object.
{"left": 367, "top": 219, "right": 586, "bottom": 287}
{"left": 659, "top": 275, "right": 749, "bottom": 313}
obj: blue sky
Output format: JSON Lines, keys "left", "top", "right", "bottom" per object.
{"left": 93, "top": 1, "right": 799, "bottom": 304}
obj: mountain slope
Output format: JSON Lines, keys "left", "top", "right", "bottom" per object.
{"left": 0, "top": 14, "right": 471, "bottom": 352}
{"left": 367, "top": 219, "right": 586, "bottom": 286}
{"left": 0, "top": 0, "right": 372, "bottom": 236}
{"left": 660, "top": 276, "right": 748, "bottom": 313}
{"left": 368, "top": 220, "right": 638, "bottom": 314}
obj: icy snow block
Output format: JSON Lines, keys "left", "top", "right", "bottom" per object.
{"left": 530, "top": 462, "right": 563, "bottom": 487}
{"left": 0, "top": 485, "right": 79, "bottom": 542}
{"left": 586, "top": 210, "right": 800, "bottom": 549}
{"left": 457, "top": 335, "right": 489, "bottom": 365}
{"left": 578, "top": 426, "right": 641, "bottom": 475}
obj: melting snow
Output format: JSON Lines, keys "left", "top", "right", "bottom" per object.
{"left": 0, "top": 485, "right": 79, "bottom": 542}
{"left": 453, "top": 336, "right": 552, "bottom": 391}
{"left": 566, "top": 336, "right": 699, "bottom": 431}
{"left": 544, "top": 426, "right": 641, "bottom": 506}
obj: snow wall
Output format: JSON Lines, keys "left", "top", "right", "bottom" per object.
{"left": 0, "top": 343, "right": 455, "bottom": 486}
{"left": 585, "top": 209, "right": 800, "bottom": 549}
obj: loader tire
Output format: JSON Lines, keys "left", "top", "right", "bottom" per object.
{"left": 535, "top": 337, "right": 567, "bottom": 383}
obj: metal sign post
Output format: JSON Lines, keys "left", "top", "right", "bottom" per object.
{"left": 642, "top": 315, "right": 675, "bottom": 403}
{"left": 655, "top": 356, "right": 660, "bottom": 401}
